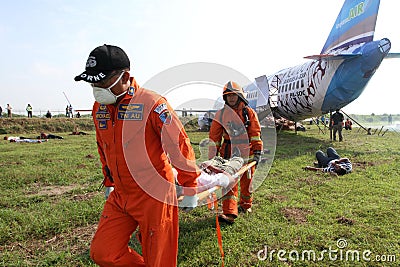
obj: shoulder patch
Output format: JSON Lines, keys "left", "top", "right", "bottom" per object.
{"left": 159, "top": 110, "right": 172, "bottom": 125}
{"left": 154, "top": 103, "right": 167, "bottom": 114}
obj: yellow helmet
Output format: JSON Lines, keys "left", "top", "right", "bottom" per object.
{"left": 223, "top": 81, "right": 248, "bottom": 104}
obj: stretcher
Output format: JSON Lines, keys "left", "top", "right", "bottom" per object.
{"left": 196, "top": 160, "right": 257, "bottom": 267}
{"left": 196, "top": 161, "right": 256, "bottom": 203}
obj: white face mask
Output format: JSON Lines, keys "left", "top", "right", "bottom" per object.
{"left": 92, "top": 72, "right": 126, "bottom": 104}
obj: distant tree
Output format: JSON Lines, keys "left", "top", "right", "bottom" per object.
{"left": 371, "top": 113, "right": 375, "bottom": 116}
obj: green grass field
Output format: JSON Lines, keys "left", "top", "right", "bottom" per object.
{"left": 0, "top": 123, "right": 399, "bottom": 266}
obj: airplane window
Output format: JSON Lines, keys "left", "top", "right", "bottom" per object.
{"left": 297, "top": 81, "right": 300, "bottom": 89}
{"left": 301, "top": 79, "right": 304, "bottom": 88}
{"left": 289, "top": 83, "right": 292, "bottom": 90}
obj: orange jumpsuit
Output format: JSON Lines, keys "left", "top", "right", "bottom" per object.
{"left": 208, "top": 101, "right": 262, "bottom": 216}
{"left": 90, "top": 78, "right": 199, "bottom": 267}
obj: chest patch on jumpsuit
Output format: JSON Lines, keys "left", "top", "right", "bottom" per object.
{"left": 118, "top": 103, "right": 144, "bottom": 120}
{"left": 96, "top": 104, "right": 110, "bottom": 129}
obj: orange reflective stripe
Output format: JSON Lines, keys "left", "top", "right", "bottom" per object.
{"left": 221, "top": 195, "right": 237, "bottom": 201}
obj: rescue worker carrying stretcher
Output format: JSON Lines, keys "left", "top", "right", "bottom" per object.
{"left": 75, "top": 44, "right": 200, "bottom": 267}
{"left": 208, "top": 81, "right": 263, "bottom": 224}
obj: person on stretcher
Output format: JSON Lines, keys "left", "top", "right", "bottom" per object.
{"left": 174, "top": 156, "right": 244, "bottom": 197}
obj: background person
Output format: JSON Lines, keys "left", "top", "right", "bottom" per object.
{"left": 345, "top": 118, "right": 353, "bottom": 130}
{"left": 304, "top": 147, "right": 352, "bottom": 176}
{"left": 74, "top": 44, "right": 200, "bottom": 266}
{"left": 45, "top": 110, "right": 52, "bottom": 118}
{"left": 6, "top": 104, "right": 12, "bottom": 118}
{"left": 330, "top": 109, "right": 344, "bottom": 141}
{"left": 26, "top": 104, "right": 33, "bottom": 118}
{"left": 69, "top": 105, "right": 73, "bottom": 118}
{"left": 38, "top": 132, "right": 63, "bottom": 139}
{"left": 208, "top": 81, "right": 263, "bottom": 224}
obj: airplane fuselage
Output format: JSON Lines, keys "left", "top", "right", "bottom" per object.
{"left": 246, "top": 38, "right": 391, "bottom": 122}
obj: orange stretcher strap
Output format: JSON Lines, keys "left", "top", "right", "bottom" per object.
{"left": 211, "top": 161, "right": 256, "bottom": 267}
{"left": 214, "top": 199, "right": 225, "bottom": 267}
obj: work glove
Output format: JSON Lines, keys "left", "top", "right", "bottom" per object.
{"left": 252, "top": 151, "right": 262, "bottom": 167}
{"left": 178, "top": 195, "right": 199, "bottom": 212}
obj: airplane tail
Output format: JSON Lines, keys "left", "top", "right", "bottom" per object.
{"left": 320, "top": 0, "right": 381, "bottom": 54}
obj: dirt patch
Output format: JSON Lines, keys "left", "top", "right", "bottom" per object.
{"left": 26, "top": 184, "right": 80, "bottom": 197}
{"left": 353, "top": 161, "right": 375, "bottom": 169}
{"left": 77, "top": 163, "right": 87, "bottom": 169}
{"left": 267, "top": 194, "right": 288, "bottom": 202}
{"left": 282, "top": 207, "right": 312, "bottom": 224}
{"left": 2, "top": 224, "right": 98, "bottom": 259}
{"left": 0, "top": 161, "right": 24, "bottom": 167}
{"left": 336, "top": 216, "right": 355, "bottom": 226}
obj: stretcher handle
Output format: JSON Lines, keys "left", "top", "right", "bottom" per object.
{"left": 196, "top": 161, "right": 256, "bottom": 202}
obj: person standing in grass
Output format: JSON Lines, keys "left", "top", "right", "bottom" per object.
{"left": 74, "top": 44, "right": 200, "bottom": 266}
{"left": 6, "top": 104, "right": 12, "bottom": 118}
{"left": 330, "top": 109, "right": 344, "bottom": 141}
{"left": 208, "top": 81, "right": 263, "bottom": 224}
{"left": 26, "top": 104, "right": 33, "bottom": 118}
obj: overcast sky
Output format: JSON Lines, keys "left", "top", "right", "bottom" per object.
{"left": 0, "top": 0, "right": 399, "bottom": 115}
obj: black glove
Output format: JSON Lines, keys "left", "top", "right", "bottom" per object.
{"left": 252, "top": 151, "right": 262, "bottom": 166}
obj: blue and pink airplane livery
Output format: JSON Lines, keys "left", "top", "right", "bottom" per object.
{"left": 244, "top": 0, "right": 399, "bottom": 122}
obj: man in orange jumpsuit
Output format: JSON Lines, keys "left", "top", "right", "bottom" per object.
{"left": 75, "top": 44, "right": 200, "bottom": 266}
{"left": 208, "top": 81, "right": 263, "bottom": 224}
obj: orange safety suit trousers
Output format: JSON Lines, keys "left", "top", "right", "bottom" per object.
{"left": 221, "top": 165, "right": 255, "bottom": 216}
{"left": 90, "top": 187, "right": 178, "bottom": 267}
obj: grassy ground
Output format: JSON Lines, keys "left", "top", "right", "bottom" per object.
{"left": 0, "top": 125, "right": 399, "bottom": 266}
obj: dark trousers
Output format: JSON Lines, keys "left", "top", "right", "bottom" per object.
{"left": 332, "top": 124, "right": 343, "bottom": 141}
{"left": 316, "top": 147, "right": 340, "bottom": 168}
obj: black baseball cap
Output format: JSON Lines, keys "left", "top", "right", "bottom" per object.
{"left": 74, "top": 44, "right": 130, "bottom": 83}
